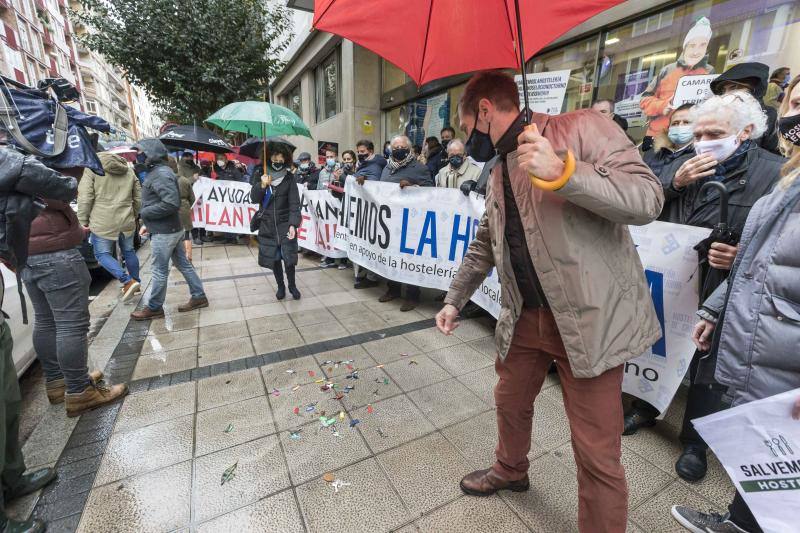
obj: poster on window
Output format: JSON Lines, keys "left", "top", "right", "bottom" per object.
{"left": 515, "top": 70, "right": 571, "bottom": 115}
{"left": 672, "top": 74, "right": 718, "bottom": 107}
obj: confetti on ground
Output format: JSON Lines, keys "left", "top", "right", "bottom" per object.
{"left": 321, "top": 360, "right": 333, "bottom": 365}
{"left": 327, "top": 367, "right": 333, "bottom": 373}
{"left": 400, "top": 353, "right": 409, "bottom": 357}
{"left": 321, "top": 384, "right": 331, "bottom": 391}
{"left": 289, "top": 430, "right": 302, "bottom": 440}
{"left": 343, "top": 385, "right": 355, "bottom": 393}
{"left": 323, "top": 472, "right": 335, "bottom": 483}
{"left": 376, "top": 364, "right": 384, "bottom": 368}
{"left": 221, "top": 462, "right": 238, "bottom": 485}
{"left": 367, "top": 404, "right": 374, "bottom": 414}
{"left": 377, "top": 427, "right": 388, "bottom": 438}
{"left": 271, "top": 388, "right": 280, "bottom": 397}
{"left": 349, "top": 419, "right": 360, "bottom": 427}
{"left": 409, "top": 359, "right": 419, "bottom": 365}
{"left": 332, "top": 479, "right": 351, "bottom": 493}
{"left": 293, "top": 407, "right": 300, "bottom": 415}
{"left": 320, "top": 416, "right": 337, "bottom": 427}
{"left": 308, "top": 370, "right": 316, "bottom": 377}
{"left": 372, "top": 388, "right": 379, "bottom": 395}
{"left": 292, "top": 385, "right": 300, "bottom": 391}
{"left": 338, "top": 411, "right": 345, "bottom": 421}
{"left": 314, "top": 378, "right": 325, "bottom": 384}
{"left": 223, "top": 423, "right": 234, "bottom": 434}
{"left": 286, "top": 370, "right": 296, "bottom": 374}
{"left": 305, "top": 405, "right": 316, "bottom": 412}
{"left": 334, "top": 393, "right": 344, "bottom": 400}
{"left": 346, "top": 364, "right": 354, "bottom": 371}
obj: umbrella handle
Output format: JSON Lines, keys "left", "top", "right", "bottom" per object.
{"left": 523, "top": 124, "right": 575, "bottom": 191}
{"left": 698, "top": 181, "right": 729, "bottom": 225}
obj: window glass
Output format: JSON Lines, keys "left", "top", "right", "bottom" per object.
{"left": 596, "top": 0, "right": 800, "bottom": 143}
{"left": 527, "top": 36, "right": 600, "bottom": 114}
{"left": 383, "top": 83, "right": 466, "bottom": 148}
{"left": 286, "top": 83, "right": 302, "bottom": 118}
{"left": 315, "top": 50, "right": 340, "bottom": 122}
{"left": 382, "top": 60, "right": 410, "bottom": 93}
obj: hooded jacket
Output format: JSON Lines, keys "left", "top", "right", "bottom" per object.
{"left": 134, "top": 139, "right": 182, "bottom": 235}
{"left": 709, "top": 62, "right": 780, "bottom": 154}
{"left": 78, "top": 152, "right": 141, "bottom": 239}
{"left": 295, "top": 155, "right": 320, "bottom": 189}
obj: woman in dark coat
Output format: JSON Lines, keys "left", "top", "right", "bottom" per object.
{"left": 251, "top": 145, "right": 301, "bottom": 300}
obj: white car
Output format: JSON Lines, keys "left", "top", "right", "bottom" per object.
{"left": 1, "top": 265, "right": 36, "bottom": 376}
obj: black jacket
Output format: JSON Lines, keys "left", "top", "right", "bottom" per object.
{"left": 295, "top": 164, "right": 320, "bottom": 189}
{"left": 658, "top": 144, "right": 785, "bottom": 299}
{"left": 642, "top": 143, "right": 694, "bottom": 184}
{"left": 135, "top": 139, "right": 182, "bottom": 235}
{"left": 425, "top": 146, "right": 446, "bottom": 178}
{"left": 380, "top": 159, "right": 433, "bottom": 186}
{"left": 354, "top": 155, "right": 387, "bottom": 181}
{"left": 214, "top": 162, "right": 244, "bottom": 182}
{"left": 251, "top": 168, "right": 301, "bottom": 267}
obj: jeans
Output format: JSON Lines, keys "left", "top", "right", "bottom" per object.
{"left": 147, "top": 231, "right": 205, "bottom": 311}
{"left": 90, "top": 233, "right": 140, "bottom": 285}
{"left": 21, "top": 248, "right": 92, "bottom": 393}
{"left": 0, "top": 323, "right": 27, "bottom": 511}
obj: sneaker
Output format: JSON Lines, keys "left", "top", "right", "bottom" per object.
{"left": 121, "top": 280, "right": 140, "bottom": 302}
{"left": 337, "top": 263, "right": 348, "bottom": 270}
{"left": 130, "top": 307, "right": 165, "bottom": 321}
{"left": 45, "top": 370, "right": 105, "bottom": 404}
{"left": 178, "top": 296, "right": 209, "bottom": 312}
{"left": 320, "top": 261, "right": 335, "bottom": 269}
{"left": 671, "top": 506, "right": 750, "bottom": 532}
{"left": 0, "top": 515, "right": 45, "bottom": 533}
{"left": 65, "top": 382, "right": 129, "bottom": 418}
{"left": 192, "top": 237, "right": 202, "bottom": 246}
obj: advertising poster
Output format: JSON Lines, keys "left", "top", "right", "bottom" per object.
{"left": 515, "top": 70, "right": 571, "bottom": 115}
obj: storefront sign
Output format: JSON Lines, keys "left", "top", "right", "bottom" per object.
{"left": 694, "top": 388, "right": 800, "bottom": 532}
{"left": 672, "top": 74, "right": 718, "bottom": 107}
{"left": 515, "top": 70, "right": 571, "bottom": 115}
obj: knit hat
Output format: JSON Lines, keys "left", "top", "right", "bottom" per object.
{"left": 683, "top": 17, "right": 712, "bottom": 47}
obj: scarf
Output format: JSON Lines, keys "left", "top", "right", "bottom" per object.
{"left": 262, "top": 169, "right": 287, "bottom": 206}
{"left": 387, "top": 151, "right": 416, "bottom": 174}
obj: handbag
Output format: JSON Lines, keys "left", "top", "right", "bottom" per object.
{"left": 249, "top": 185, "right": 272, "bottom": 232}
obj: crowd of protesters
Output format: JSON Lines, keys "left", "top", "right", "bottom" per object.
{"left": 0, "top": 58, "right": 795, "bottom": 532}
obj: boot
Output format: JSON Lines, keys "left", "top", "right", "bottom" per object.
{"left": 273, "top": 261, "right": 286, "bottom": 300}
{"left": 130, "top": 307, "right": 165, "bottom": 321}
{"left": 4, "top": 467, "right": 56, "bottom": 502}
{"left": 65, "top": 382, "right": 129, "bottom": 418}
{"left": 459, "top": 468, "right": 529, "bottom": 497}
{"left": 178, "top": 296, "right": 209, "bottom": 312}
{"left": 286, "top": 265, "right": 301, "bottom": 300}
{"left": 675, "top": 444, "right": 708, "bottom": 482}
{"left": 622, "top": 406, "right": 657, "bottom": 436}
{"left": 378, "top": 290, "right": 397, "bottom": 303}
{"left": 400, "top": 299, "right": 417, "bottom": 312}
{"left": 0, "top": 515, "right": 45, "bottom": 533}
{"left": 46, "top": 370, "right": 105, "bottom": 404}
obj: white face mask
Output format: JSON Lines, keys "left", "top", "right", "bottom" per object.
{"left": 694, "top": 133, "right": 741, "bottom": 162}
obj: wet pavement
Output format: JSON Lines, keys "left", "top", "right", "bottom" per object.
{"left": 14, "top": 240, "right": 734, "bottom": 532}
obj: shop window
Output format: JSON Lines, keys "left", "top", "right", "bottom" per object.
{"left": 383, "top": 83, "right": 466, "bottom": 147}
{"left": 382, "top": 60, "right": 410, "bottom": 93}
{"left": 286, "top": 83, "right": 302, "bottom": 118}
{"left": 595, "top": 0, "right": 800, "bottom": 143}
{"left": 315, "top": 49, "right": 340, "bottom": 122}
{"left": 526, "top": 36, "right": 600, "bottom": 115}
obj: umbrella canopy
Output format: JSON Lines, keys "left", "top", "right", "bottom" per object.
{"left": 313, "top": 0, "right": 625, "bottom": 87}
{"left": 206, "top": 101, "right": 312, "bottom": 139}
{"left": 238, "top": 136, "right": 297, "bottom": 159}
{"left": 159, "top": 125, "right": 233, "bottom": 154}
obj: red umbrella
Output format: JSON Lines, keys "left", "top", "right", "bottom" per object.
{"left": 314, "top": 0, "right": 624, "bottom": 112}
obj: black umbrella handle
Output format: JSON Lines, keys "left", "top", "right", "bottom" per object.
{"left": 698, "top": 181, "right": 729, "bottom": 226}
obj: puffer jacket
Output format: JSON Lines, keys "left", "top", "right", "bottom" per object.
{"left": 696, "top": 173, "right": 800, "bottom": 405}
{"left": 134, "top": 139, "right": 181, "bottom": 235}
{"left": 28, "top": 199, "right": 83, "bottom": 255}
{"left": 251, "top": 167, "right": 300, "bottom": 267}
{"left": 77, "top": 152, "right": 141, "bottom": 239}
{"left": 445, "top": 109, "right": 664, "bottom": 378}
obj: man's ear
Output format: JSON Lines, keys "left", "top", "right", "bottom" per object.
{"left": 740, "top": 124, "right": 754, "bottom": 141}
{"left": 478, "top": 98, "right": 493, "bottom": 120}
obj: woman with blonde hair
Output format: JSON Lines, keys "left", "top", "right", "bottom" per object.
{"left": 671, "top": 75, "right": 800, "bottom": 533}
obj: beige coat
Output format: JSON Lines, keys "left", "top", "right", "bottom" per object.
{"left": 445, "top": 110, "right": 665, "bottom": 378}
{"left": 435, "top": 159, "right": 481, "bottom": 189}
{"left": 77, "top": 152, "right": 141, "bottom": 239}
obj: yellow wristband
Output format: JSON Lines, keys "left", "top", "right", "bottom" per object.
{"left": 530, "top": 150, "right": 575, "bottom": 191}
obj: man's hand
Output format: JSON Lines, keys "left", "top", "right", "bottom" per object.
{"left": 708, "top": 243, "right": 738, "bottom": 270}
{"left": 356, "top": 175, "right": 366, "bottom": 186}
{"left": 435, "top": 304, "right": 460, "bottom": 335}
{"left": 398, "top": 179, "right": 412, "bottom": 189}
{"left": 691, "top": 319, "right": 716, "bottom": 352}
{"left": 334, "top": 168, "right": 343, "bottom": 179}
{"left": 516, "top": 125, "right": 565, "bottom": 181}
{"left": 792, "top": 396, "right": 800, "bottom": 420}
{"left": 139, "top": 225, "right": 149, "bottom": 237}
{"left": 287, "top": 226, "right": 296, "bottom": 240}
{"left": 673, "top": 154, "right": 717, "bottom": 189}
{"left": 82, "top": 225, "right": 90, "bottom": 237}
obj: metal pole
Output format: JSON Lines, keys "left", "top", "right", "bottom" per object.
{"left": 513, "top": 0, "right": 530, "bottom": 123}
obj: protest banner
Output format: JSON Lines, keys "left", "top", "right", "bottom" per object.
{"left": 298, "top": 188, "right": 347, "bottom": 259}
{"left": 334, "top": 179, "right": 708, "bottom": 413}
{"left": 672, "top": 74, "right": 718, "bottom": 107}
{"left": 694, "top": 388, "right": 800, "bottom": 532}
{"left": 515, "top": 70, "right": 571, "bottom": 115}
{"left": 191, "top": 177, "right": 256, "bottom": 234}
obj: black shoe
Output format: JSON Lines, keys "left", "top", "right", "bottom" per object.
{"left": 354, "top": 278, "right": 379, "bottom": 289}
{"left": 675, "top": 444, "right": 708, "bottom": 482}
{"left": 200, "top": 235, "right": 213, "bottom": 243}
{"left": 276, "top": 286, "right": 286, "bottom": 300}
{"left": 0, "top": 516, "right": 46, "bottom": 533}
{"left": 622, "top": 408, "right": 657, "bottom": 436}
{"left": 289, "top": 286, "right": 301, "bottom": 300}
{"left": 4, "top": 467, "right": 57, "bottom": 502}
{"left": 192, "top": 237, "right": 202, "bottom": 246}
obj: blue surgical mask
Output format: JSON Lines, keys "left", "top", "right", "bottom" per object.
{"left": 668, "top": 125, "right": 694, "bottom": 146}
{"left": 299, "top": 163, "right": 310, "bottom": 171}
{"left": 326, "top": 157, "right": 336, "bottom": 167}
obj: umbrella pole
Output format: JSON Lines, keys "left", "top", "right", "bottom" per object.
{"left": 513, "top": 0, "right": 531, "bottom": 124}
{"left": 262, "top": 123, "right": 268, "bottom": 181}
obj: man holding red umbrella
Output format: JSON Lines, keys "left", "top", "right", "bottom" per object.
{"left": 436, "top": 71, "right": 664, "bottom": 532}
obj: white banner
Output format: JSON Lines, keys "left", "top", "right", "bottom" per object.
{"left": 191, "top": 177, "right": 257, "bottom": 234}
{"left": 298, "top": 189, "right": 347, "bottom": 258}
{"left": 334, "top": 180, "right": 709, "bottom": 413}
{"left": 515, "top": 70, "right": 571, "bottom": 115}
{"left": 694, "top": 388, "right": 800, "bottom": 533}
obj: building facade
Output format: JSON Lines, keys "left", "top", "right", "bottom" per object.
{"left": 275, "top": 0, "right": 800, "bottom": 154}
{"left": 0, "top": 0, "right": 159, "bottom": 142}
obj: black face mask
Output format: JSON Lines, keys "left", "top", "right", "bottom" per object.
{"left": 357, "top": 153, "right": 368, "bottom": 162}
{"left": 778, "top": 114, "right": 800, "bottom": 146}
{"left": 465, "top": 114, "right": 495, "bottom": 163}
{"left": 391, "top": 148, "right": 410, "bottom": 161}
{"left": 270, "top": 162, "right": 285, "bottom": 171}
{"left": 343, "top": 162, "right": 354, "bottom": 172}
{"left": 449, "top": 155, "right": 464, "bottom": 168}
{"left": 135, "top": 152, "right": 147, "bottom": 164}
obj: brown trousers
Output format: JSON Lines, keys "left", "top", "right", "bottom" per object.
{"left": 492, "top": 308, "right": 628, "bottom": 533}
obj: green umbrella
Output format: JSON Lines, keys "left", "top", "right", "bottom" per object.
{"left": 207, "top": 101, "right": 311, "bottom": 178}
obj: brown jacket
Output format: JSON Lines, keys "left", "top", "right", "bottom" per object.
{"left": 29, "top": 199, "right": 84, "bottom": 256}
{"left": 445, "top": 109, "right": 665, "bottom": 378}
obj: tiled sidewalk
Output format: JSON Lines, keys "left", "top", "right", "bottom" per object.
{"left": 19, "top": 242, "right": 734, "bottom": 532}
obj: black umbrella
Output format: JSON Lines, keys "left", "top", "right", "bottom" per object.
{"left": 238, "top": 136, "right": 296, "bottom": 159}
{"left": 158, "top": 125, "right": 233, "bottom": 153}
